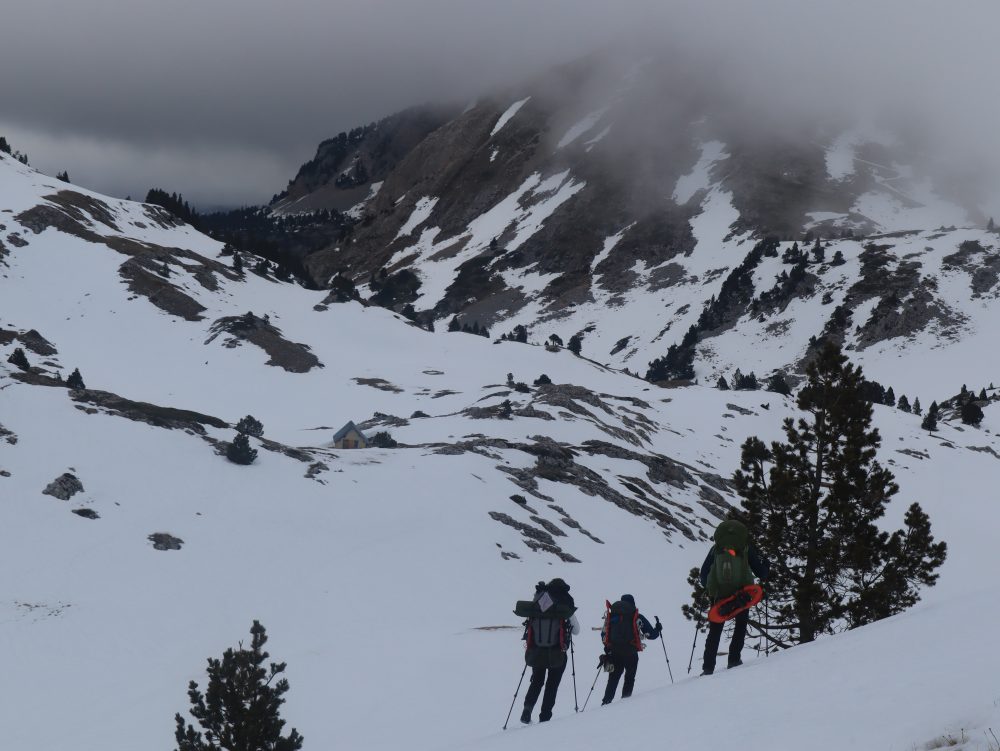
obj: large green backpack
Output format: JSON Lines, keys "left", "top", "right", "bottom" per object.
{"left": 706, "top": 520, "right": 754, "bottom": 598}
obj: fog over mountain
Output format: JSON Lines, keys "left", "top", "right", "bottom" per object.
{"left": 2, "top": 0, "right": 998, "bottom": 206}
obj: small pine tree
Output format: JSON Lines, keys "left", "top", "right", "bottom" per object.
{"left": 921, "top": 411, "right": 938, "bottom": 432}
{"left": 448, "top": 316, "right": 461, "bottom": 332}
{"left": 235, "top": 415, "right": 264, "bottom": 438}
{"left": 370, "top": 431, "right": 398, "bottom": 448}
{"left": 716, "top": 375, "right": 730, "bottom": 391}
{"left": 912, "top": 397, "right": 922, "bottom": 416}
{"left": 226, "top": 433, "right": 257, "bottom": 465}
{"left": 547, "top": 334, "right": 563, "bottom": 348}
{"left": 533, "top": 374, "right": 552, "bottom": 386}
{"left": 831, "top": 250, "right": 846, "bottom": 266}
{"left": 885, "top": 387, "right": 896, "bottom": 408}
{"left": 174, "top": 621, "right": 303, "bottom": 751}
{"left": 66, "top": 368, "right": 86, "bottom": 390}
{"left": 961, "top": 400, "right": 985, "bottom": 426}
{"left": 232, "top": 253, "right": 243, "bottom": 274}
{"left": 7, "top": 347, "right": 30, "bottom": 371}
{"left": 979, "top": 388, "right": 988, "bottom": 401}
{"left": 766, "top": 372, "right": 791, "bottom": 396}
{"left": 897, "top": 395, "right": 911, "bottom": 413}
{"left": 811, "top": 237, "right": 825, "bottom": 263}
{"left": 567, "top": 334, "right": 583, "bottom": 355}
{"left": 56, "top": 170, "right": 70, "bottom": 182}
{"left": 929, "top": 401, "right": 940, "bottom": 417}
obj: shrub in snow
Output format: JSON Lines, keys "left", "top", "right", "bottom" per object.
{"left": 533, "top": 374, "right": 552, "bottom": 386}
{"left": 235, "top": 415, "right": 264, "bottom": 438}
{"left": 174, "top": 621, "right": 303, "bottom": 751}
{"left": 370, "top": 431, "right": 398, "bottom": 448}
{"left": 226, "top": 433, "right": 257, "bottom": 465}
{"left": 567, "top": 334, "right": 583, "bottom": 355}
{"left": 66, "top": 368, "right": 86, "bottom": 390}
{"left": 961, "top": 400, "right": 984, "bottom": 426}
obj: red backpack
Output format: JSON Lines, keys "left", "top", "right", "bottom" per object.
{"left": 602, "top": 600, "right": 643, "bottom": 651}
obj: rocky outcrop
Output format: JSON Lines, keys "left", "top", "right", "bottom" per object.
{"left": 148, "top": 533, "right": 183, "bottom": 551}
{"left": 205, "top": 313, "right": 322, "bottom": 373}
{"left": 42, "top": 472, "right": 84, "bottom": 500}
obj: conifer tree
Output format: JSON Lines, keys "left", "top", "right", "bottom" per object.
{"left": 226, "top": 433, "right": 257, "bottom": 465}
{"left": 897, "top": 395, "right": 911, "bottom": 413}
{"left": 7, "top": 347, "right": 30, "bottom": 371}
{"left": 831, "top": 250, "right": 846, "bottom": 266}
{"left": 921, "top": 411, "right": 938, "bottom": 432}
{"left": 961, "top": 400, "right": 984, "bottom": 426}
{"left": 448, "top": 316, "right": 460, "bottom": 332}
{"left": 885, "top": 387, "right": 896, "bottom": 408}
{"left": 175, "top": 621, "right": 303, "bottom": 751}
{"left": 66, "top": 368, "right": 86, "bottom": 390}
{"left": 732, "top": 342, "right": 946, "bottom": 644}
{"left": 716, "top": 375, "right": 730, "bottom": 390}
{"left": 979, "top": 388, "right": 988, "bottom": 401}
{"left": 912, "top": 397, "right": 922, "bottom": 416}
{"left": 232, "top": 253, "right": 243, "bottom": 274}
{"left": 766, "top": 372, "right": 791, "bottom": 396}
{"left": 929, "top": 401, "right": 940, "bottom": 417}
{"left": 235, "top": 415, "right": 264, "bottom": 438}
{"left": 567, "top": 334, "right": 583, "bottom": 355}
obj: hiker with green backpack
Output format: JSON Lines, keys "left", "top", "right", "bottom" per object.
{"left": 699, "top": 519, "right": 770, "bottom": 675}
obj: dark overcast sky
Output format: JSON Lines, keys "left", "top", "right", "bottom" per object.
{"left": 2, "top": 0, "right": 999, "bottom": 207}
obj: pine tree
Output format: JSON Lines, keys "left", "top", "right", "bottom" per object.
{"left": 7, "top": 347, "right": 30, "bottom": 371}
{"left": 226, "top": 433, "right": 258, "bottom": 465}
{"left": 961, "top": 400, "right": 984, "bottom": 426}
{"left": 547, "top": 334, "right": 563, "bottom": 348}
{"left": 897, "top": 395, "right": 911, "bottom": 413}
{"left": 174, "top": 621, "right": 303, "bottom": 751}
{"left": 811, "top": 237, "right": 825, "bottom": 263}
{"left": 831, "top": 250, "right": 846, "bottom": 266}
{"left": 370, "top": 431, "right": 398, "bottom": 448}
{"left": 979, "top": 388, "right": 988, "bottom": 401}
{"left": 533, "top": 374, "right": 552, "bottom": 386}
{"left": 885, "top": 387, "right": 896, "bottom": 408}
{"left": 912, "top": 397, "right": 922, "bottom": 416}
{"left": 921, "top": 411, "right": 938, "bottom": 432}
{"left": 235, "top": 415, "right": 264, "bottom": 438}
{"left": 56, "top": 170, "right": 70, "bottom": 182}
{"left": 716, "top": 375, "right": 730, "bottom": 390}
{"left": 929, "top": 401, "right": 940, "bottom": 417}
{"left": 448, "top": 316, "right": 460, "bottom": 332}
{"left": 66, "top": 368, "right": 86, "bottom": 390}
{"left": 567, "top": 334, "right": 582, "bottom": 355}
{"left": 733, "top": 342, "right": 946, "bottom": 644}
{"left": 232, "top": 253, "right": 243, "bottom": 274}
{"left": 766, "top": 372, "right": 791, "bottom": 396}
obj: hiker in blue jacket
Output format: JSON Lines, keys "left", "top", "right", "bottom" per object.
{"left": 600, "top": 594, "right": 660, "bottom": 705}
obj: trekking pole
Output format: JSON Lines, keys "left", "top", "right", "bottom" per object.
{"left": 654, "top": 617, "right": 674, "bottom": 684}
{"left": 570, "top": 640, "right": 579, "bottom": 712}
{"left": 581, "top": 666, "right": 602, "bottom": 711}
{"left": 686, "top": 621, "right": 700, "bottom": 675}
{"left": 502, "top": 665, "right": 528, "bottom": 730}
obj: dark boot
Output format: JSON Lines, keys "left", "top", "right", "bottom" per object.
{"left": 727, "top": 658, "right": 743, "bottom": 669}
{"left": 700, "top": 667, "right": 714, "bottom": 676}
{"left": 519, "top": 706, "right": 531, "bottom": 724}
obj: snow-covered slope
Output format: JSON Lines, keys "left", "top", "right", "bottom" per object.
{"left": 1, "top": 152, "right": 998, "bottom": 751}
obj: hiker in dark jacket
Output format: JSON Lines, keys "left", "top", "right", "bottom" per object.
{"left": 600, "top": 594, "right": 661, "bottom": 705}
{"left": 520, "top": 578, "right": 580, "bottom": 724}
{"left": 699, "top": 519, "right": 770, "bottom": 675}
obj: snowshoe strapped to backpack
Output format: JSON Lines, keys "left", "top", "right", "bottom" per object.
{"left": 603, "top": 599, "right": 643, "bottom": 651}
{"left": 706, "top": 520, "right": 755, "bottom": 599}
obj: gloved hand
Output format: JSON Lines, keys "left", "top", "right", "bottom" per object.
{"left": 654, "top": 616, "right": 663, "bottom": 637}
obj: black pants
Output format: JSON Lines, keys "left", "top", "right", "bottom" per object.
{"left": 602, "top": 648, "right": 639, "bottom": 704}
{"left": 523, "top": 662, "right": 565, "bottom": 721}
{"left": 703, "top": 608, "right": 749, "bottom": 672}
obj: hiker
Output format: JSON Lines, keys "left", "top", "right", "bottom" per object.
{"left": 699, "top": 519, "right": 770, "bottom": 675}
{"left": 517, "top": 578, "right": 580, "bottom": 724}
{"left": 600, "top": 594, "right": 661, "bottom": 705}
